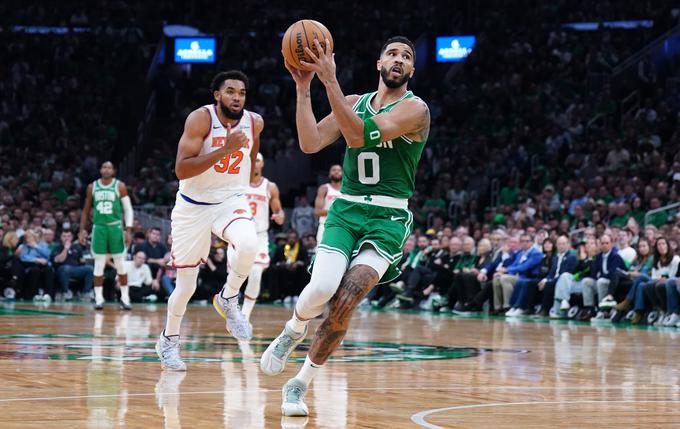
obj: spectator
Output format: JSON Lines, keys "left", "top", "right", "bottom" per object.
{"left": 398, "top": 238, "right": 447, "bottom": 308}
{"left": 640, "top": 237, "right": 680, "bottom": 326}
{"left": 155, "top": 235, "right": 176, "bottom": 298}
{"left": 196, "top": 248, "right": 227, "bottom": 301}
{"left": 582, "top": 234, "right": 625, "bottom": 320}
{"left": 17, "top": 230, "right": 54, "bottom": 301}
{"left": 269, "top": 230, "right": 310, "bottom": 302}
{"left": 500, "top": 234, "right": 543, "bottom": 316}
{"left": 441, "top": 237, "right": 477, "bottom": 311}
{"left": 610, "top": 238, "right": 654, "bottom": 322}
{"left": 125, "top": 251, "right": 156, "bottom": 303}
{"left": 616, "top": 229, "right": 638, "bottom": 268}
{"left": 291, "top": 196, "right": 316, "bottom": 237}
{"left": 138, "top": 227, "right": 168, "bottom": 277}
{"left": 450, "top": 238, "right": 493, "bottom": 312}
{"left": 539, "top": 236, "right": 577, "bottom": 317}
{"left": 51, "top": 230, "right": 94, "bottom": 301}
{"left": 552, "top": 238, "right": 599, "bottom": 319}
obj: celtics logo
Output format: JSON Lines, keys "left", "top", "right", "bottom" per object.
{"left": 0, "top": 334, "right": 527, "bottom": 362}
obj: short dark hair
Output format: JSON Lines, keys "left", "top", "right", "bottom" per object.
{"left": 380, "top": 36, "right": 416, "bottom": 62}
{"left": 210, "top": 70, "right": 249, "bottom": 92}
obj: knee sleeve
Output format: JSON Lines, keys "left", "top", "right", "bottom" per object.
{"left": 223, "top": 219, "right": 257, "bottom": 275}
{"left": 295, "top": 250, "right": 348, "bottom": 319}
{"left": 93, "top": 254, "right": 107, "bottom": 277}
{"left": 167, "top": 267, "right": 199, "bottom": 317}
{"left": 245, "top": 265, "right": 264, "bottom": 299}
{"left": 112, "top": 255, "right": 127, "bottom": 275}
{"left": 349, "top": 248, "right": 390, "bottom": 279}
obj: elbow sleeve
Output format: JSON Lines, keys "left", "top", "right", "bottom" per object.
{"left": 121, "top": 196, "right": 134, "bottom": 227}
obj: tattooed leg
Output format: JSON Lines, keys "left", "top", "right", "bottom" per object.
{"left": 308, "top": 264, "right": 380, "bottom": 364}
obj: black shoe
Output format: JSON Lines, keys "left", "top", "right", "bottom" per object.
{"left": 119, "top": 301, "right": 132, "bottom": 311}
{"left": 577, "top": 307, "right": 594, "bottom": 321}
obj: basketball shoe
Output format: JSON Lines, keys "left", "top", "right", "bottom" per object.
{"left": 281, "top": 378, "right": 309, "bottom": 416}
{"left": 213, "top": 293, "right": 253, "bottom": 341}
{"left": 260, "top": 323, "right": 308, "bottom": 376}
{"left": 156, "top": 331, "right": 186, "bottom": 371}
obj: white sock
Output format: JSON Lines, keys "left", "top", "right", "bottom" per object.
{"left": 94, "top": 286, "right": 104, "bottom": 303}
{"left": 294, "top": 355, "right": 323, "bottom": 387}
{"left": 120, "top": 285, "right": 130, "bottom": 304}
{"left": 221, "top": 270, "right": 248, "bottom": 299}
{"left": 242, "top": 297, "right": 256, "bottom": 320}
{"left": 165, "top": 267, "right": 199, "bottom": 336}
{"left": 286, "top": 311, "right": 310, "bottom": 335}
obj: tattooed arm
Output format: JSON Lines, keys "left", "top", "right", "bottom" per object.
{"left": 308, "top": 264, "right": 380, "bottom": 364}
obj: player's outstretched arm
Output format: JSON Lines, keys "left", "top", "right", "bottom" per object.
{"left": 269, "top": 181, "right": 285, "bottom": 226}
{"left": 250, "top": 113, "right": 263, "bottom": 182}
{"left": 314, "top": 184, "right": 328, "bottom": 219}
{"left": 80, "top": 183, "right": 93, "bottom": 236}
{"left": 283, "top": 56, "right": 357, "bottom": 153}
{"left": 174, "top": 109, "right": 248, "bottom": 180}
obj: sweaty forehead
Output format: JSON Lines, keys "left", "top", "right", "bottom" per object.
{"left": 384, "top": 43, "right": 414, "bottom": 57}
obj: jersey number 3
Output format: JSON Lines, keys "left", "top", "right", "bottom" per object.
{"left": 214, "top": 152, "right": 243, "bottom": 174}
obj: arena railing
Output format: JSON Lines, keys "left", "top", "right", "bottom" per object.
{"left": 644, "top": 202, "right": 680, "bottom": 227}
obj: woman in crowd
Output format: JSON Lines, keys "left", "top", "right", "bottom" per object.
{"left": 641, "top": 237, "right": 680, "bottom": 326}
{"left": 450, "top": 238, "right": 493, "bottom": 312}
{"left": 611, "top": 238, "right": 653, "bottom": 323}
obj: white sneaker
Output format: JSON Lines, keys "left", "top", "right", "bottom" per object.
{"left": 560, "top": 299, "right": 570, "bottom": 311}
{"left": 590, "top": 311, "right": 606, "bottom": 322}
{"left": 155, "top": 332, "right": 186, "bottom": 371}
{"left": 281, "top": 378, "right": 309, "bottom": 417}
{"left": 654, "top": 312, "right": 666, "bottom": 327}
{"left": 549, "top": 309, "right": 565, "bottom": 319}
{"left": 63, "top": 290, "right": 74, "bottom": 301}
{"left": 663, "top": 313, "right": 680, "bottom": 327}
{"left": 213, "top": 293, "right": 253, "bottom": 341}
{"left": 505, "top": 308, "right": 518, "bottom": 317}
{"left": 598, "top": 296, "right": 616, "bottom": 309}
{"left": 260, "top": 323, "right": 308, "bottom": 376}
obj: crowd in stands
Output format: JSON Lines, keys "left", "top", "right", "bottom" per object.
{"left": 1, "top": 2, "right": 680, "bottom": 328}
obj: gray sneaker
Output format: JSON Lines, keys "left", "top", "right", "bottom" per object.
{"left": 155, "top": 332, "right": 187, "bottom": 371}
{"left": 213, "top": 293, "right": 252, "bottom": 341}
{"left": 281, "top": 378, "right": 309, "bottom": 417}
{"left": 260, "top": 323, "right": 308, "bottom": 376}
{"left": 663, "top": 313, "right": 679, "bottom": 327}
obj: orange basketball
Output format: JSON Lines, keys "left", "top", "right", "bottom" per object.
{"left": 281, "top": 20, "right": 334, "bottom": 70}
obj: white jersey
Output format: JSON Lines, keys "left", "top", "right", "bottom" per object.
{"left": 319, "top": 183, "right": 342, "bottom": 225}
{"left": 246, "top": 178, "right": 271, "bottom": 233}
{"left": 178, "top": 104, "right": 255, "bottom": 204}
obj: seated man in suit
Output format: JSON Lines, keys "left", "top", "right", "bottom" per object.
{"left": 584, "top": 233, "right": 625, "bottom": 320}
{"left": 538, "top": 236, "right": 577, "bottom": 316}
{"left": 499, "top": 234, "right": 544, "bottom": 316}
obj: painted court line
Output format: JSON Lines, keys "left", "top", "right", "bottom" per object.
{"left": 0, "top": 385, "right": 677, "bottom": 403}
{"left": 411, "top": 400, "right": 680, "bottom": 429}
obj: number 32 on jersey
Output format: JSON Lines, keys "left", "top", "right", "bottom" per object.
{"left": 214, "top": 151, "right": 243, "bottom": 174}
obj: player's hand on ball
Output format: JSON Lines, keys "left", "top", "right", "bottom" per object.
{"left": 302, "top": 38, "right": 336, "bottom": 85}
{"left": 224, "top": 123, "right": 248, "bottom": 153}
{"left": 282, "top": 53, "right": 315, "bottom": 86}
{"left": 271, "top": 212, "right": 285, "bottom": 225}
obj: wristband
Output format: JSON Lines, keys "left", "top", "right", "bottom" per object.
{"left": 363, "top": 117, "right": 382, "bottom": 148}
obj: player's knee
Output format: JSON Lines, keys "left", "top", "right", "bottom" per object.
{"left": 328, "top": 265, "right": 379, "bottom": 326}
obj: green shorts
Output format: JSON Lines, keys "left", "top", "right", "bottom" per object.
{"left": 317, "top": 197, "right": 413, "bottom": 284}
{"left": 91, "top": 223, "right": 125, "bottom": 255}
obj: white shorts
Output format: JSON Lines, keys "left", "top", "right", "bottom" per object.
{"left": 228, "top": 231, "right": 270, "bottom": 268}
{"left": 170, "top": 192, "right": 253, "bottom": 268}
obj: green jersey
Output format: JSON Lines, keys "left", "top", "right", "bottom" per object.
{"left": 92, "top": 179, "right": 122, "bottom": 225}
{"left": 342, "top": 91, "right": 426, "bottom": 199}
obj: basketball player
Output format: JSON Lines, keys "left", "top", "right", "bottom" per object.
{"left": 80, "top": 161, "right": 134, "bottom": 310}
{"left": 228, "top": 152, "right": 285, "bottom": 322}
{"left": 156, "top": 70, "right": 261, "bottom": 371}
{"left": 314, "top": 165, "right": 342, "bottom": 245}
{"left": 261, "top": 36, "right": 430, "bottom": 416}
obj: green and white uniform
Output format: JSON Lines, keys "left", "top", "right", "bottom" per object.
{"left": 91, "top": 179, "right": 125, "bottom": 255}
{"left": 318, "top": 90, "right": 426, "bottom": 283}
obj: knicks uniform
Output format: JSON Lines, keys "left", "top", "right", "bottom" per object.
{"left": 171, "top": 104, "right": 256, "bottom": 268}
{"left": 317, "top": 91, "right": 425, "bottom": 283}
{"left": 228, "top": 178, "right": 271, "bottom": 267}
{"left": 316, "top": 183, "right": 341, "bottom": 245}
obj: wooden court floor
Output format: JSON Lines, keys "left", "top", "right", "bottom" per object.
{"left": 1, "top": 302, "right": 679, "bottom": 428}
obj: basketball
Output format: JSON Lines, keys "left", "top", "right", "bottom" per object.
{"left": 281, "top": 19, "right": 334, "bottom": 70}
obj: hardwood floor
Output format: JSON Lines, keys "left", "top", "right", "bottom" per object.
{"left": 0, "top": 302, "right": 678, "bottom": 428}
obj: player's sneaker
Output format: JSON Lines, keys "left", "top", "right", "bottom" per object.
{"left": 120, "top": 300, "right": 132, "bottom": 311}
{"left": 213, "top": 293, "right": 253, "bottom": 341}
{"left": 155, "top": 331, "right": 186, "bottom": 371}
{"left": 281, "top": 378, "right": 309, "bottom": 417}
{"left": 260, "top": 323, "right": 308, "bottom": 376}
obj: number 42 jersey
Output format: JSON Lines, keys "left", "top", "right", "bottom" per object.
{"left": 341, "top": 91, "right": 426, "bottom": 200}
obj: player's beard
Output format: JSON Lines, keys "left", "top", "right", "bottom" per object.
{"left": 219, "top": 100, "right": 244, "bottom": 120}
{"left": 380, "top": 66, "right": 410, "bottom": 89}
{"left": 330, "top": 175, "right": 342, "bottom": 183}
